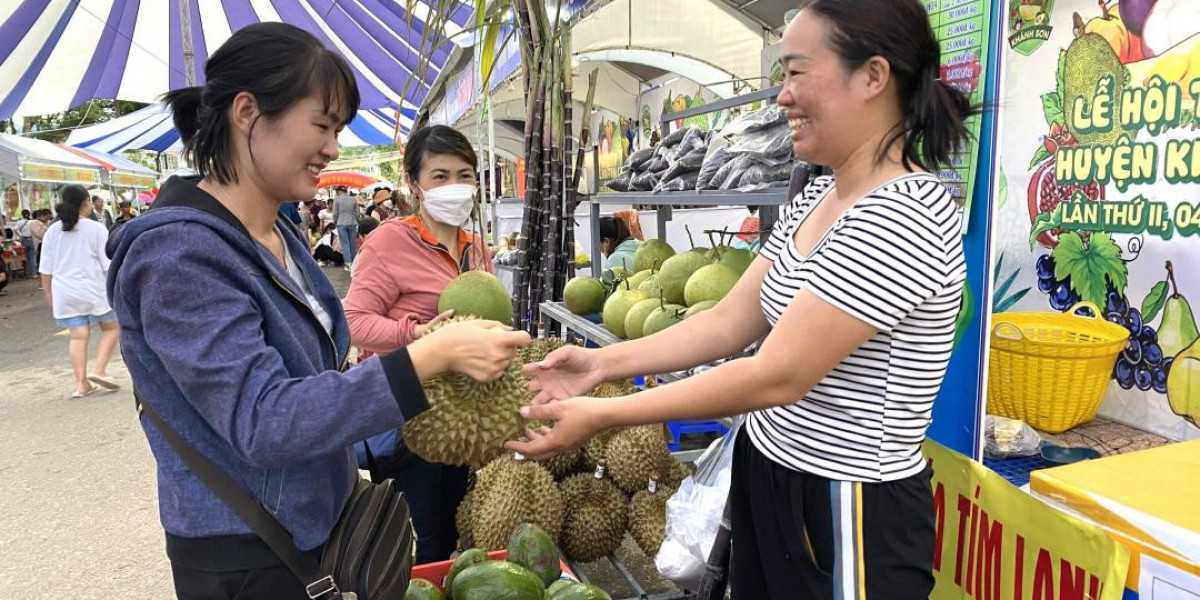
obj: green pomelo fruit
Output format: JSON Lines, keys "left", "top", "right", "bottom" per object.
{"left": 658, "top": 252, "right": 712, "bottom": 305}
{"left": 632, "top": 239, "right": 675, "bottom": 272}
{"left": 602, "top": 286, "right": 649, "bottom": 339}
{"left": 506, "top": 523, "right": 562, "bottom": 586}
{"left": 683, "top": 300, "right": 718, "bottom": 319}
{"left": 638, "top": 273, "right": 665, "bottom": 300}
{"left": 626, "top": 269, "right": 653, "bottom": 290}
{"left": 451, "top": 561, "right": 545, "bottom": 600}
{"left": 443, "top": 548, "right": 489, "bottom": 597}
{"left": 716, "top": 248, "right": 754, "bottom": 274}
{"left": 404, "top": 579, "right": 445, "bottom": 600}
{"left": 643, "top": 304, "right": 686, "bottom": 336}
{"left": 438, "top": 271, "right": 513, "bottom": 324}
{"left": 624, "top": 298, "right": 662, "bottom": 340}
{"left": 549, "top": 582, "right": 614, "bottom": 600}
{"left": 684, "top": 264, "right": 739, "bottom": 306}
{"left": 564, "top": 277, "right": 606, "bottom": 315}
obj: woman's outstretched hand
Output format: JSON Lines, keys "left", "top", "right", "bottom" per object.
{"left": 522, "top": 345, "right": 605, "bottom": 404}
{"left": 505, "top": 398, "right": 608, "bottom": 460}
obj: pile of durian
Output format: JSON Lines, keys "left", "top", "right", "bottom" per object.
{"left": 400, "top": 326, "right": 689, "bottom": 563}
{"left": 447, "top": 336, "right": 692, "bottom": 563}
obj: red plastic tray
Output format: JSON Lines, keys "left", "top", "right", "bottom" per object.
{"left": 410, "top": 549, "right": 577, "bottom": 591}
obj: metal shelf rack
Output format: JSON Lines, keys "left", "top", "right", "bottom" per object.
{"left": 585, "top": 85, "right": 791, "bottom": 270}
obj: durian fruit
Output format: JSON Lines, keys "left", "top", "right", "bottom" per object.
{"left": 581, "top": 428, "right": 620, "bottom": 472}
{"left": 662, "top": 456, "right": 692, "bottom": 489}
{"left": 591, "top": 378, "right": 638, "bottom": 398}
{"left": 517, "top": 337, "right": 565, "bottom": 365}
{"left": 628, "top": 476, "right": 671, "bottom": 557}
{"left": 456, "top": 486, "right": 475, "bottom": 550}
{"left": 401, "top": 317, "right": 530, "bottom": 468}
{"left": 469, "top": 453, "right": 564, "bottom": 550}
{"left": 537, "top": 442, "right": 583, "bottom": 480}
{"left": 606, "top": 425, "right": 673, "bottom": 495}
{"left": 558, "top": 464, "right": 629, "bottom": 562}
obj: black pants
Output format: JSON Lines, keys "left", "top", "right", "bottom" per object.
{"left": 378, "top": 439, "right": 469, "bottom": 564}
{"left": 166, "top": 533, "right": 315, "bottom": 600}
{"left": 729, "top": 430, "right": 936, "bottom": 600}
{"left": 171, "top": 564, "right": 305, "bottom": 599}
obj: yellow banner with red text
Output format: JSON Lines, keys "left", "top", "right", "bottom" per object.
{"left": 926, "top": 441, "right": 1130, "bottom": 600}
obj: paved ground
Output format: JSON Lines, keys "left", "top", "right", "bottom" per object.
{"left": 0, "top": 268, "right": 682, "bottom": 599}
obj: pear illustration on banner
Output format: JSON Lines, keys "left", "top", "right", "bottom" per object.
{"left": 1159, "top": 262, "right": 1199, "bottom": 358}
{"left": 1167, "top": 338, "right": 1200, "bottom": 425}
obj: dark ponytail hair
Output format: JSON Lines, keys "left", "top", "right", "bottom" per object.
{"left": 598, "top": 216, "right": 631, "bottom": 247}
{"left": 57, "top": 185, "right": 89, "bottom": 232}
{"left": 803, "top": 0, "right": 977, "bottom": 171}
{"left": 163, "top": 22, "right": 360, "bottom": 184}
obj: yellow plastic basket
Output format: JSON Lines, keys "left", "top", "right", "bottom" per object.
{"left": 987, "top": 302, "right": 1129, "bottom": 433}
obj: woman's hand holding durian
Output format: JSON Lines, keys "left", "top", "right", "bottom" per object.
{"left": 408, "top": 319, "right": 530, "bottom": 382}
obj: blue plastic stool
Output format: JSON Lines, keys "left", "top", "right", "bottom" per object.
{"left": 665, "top": 419, "right": 730, "bottom": 452}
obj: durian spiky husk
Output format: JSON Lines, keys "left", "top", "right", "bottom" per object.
{"left": 606, "top": 425, "right": 673, "bottom": 495}
{"left": 517, "top": 337, "right": 566, "bottom": 365}
{"left": 558, "top": 472, "right": 629, "bottom": 562}
{"left": 401, "top": 317, "right": 530, "bottom": 468}
{"left": 628, "top": 481, "right": 671, "bottom": 557}
{"left": 591, "top": 378, "right": 638, "bottom": 398}
{"left": 662, "top": 457, "right": 692, "bottom": 489}
{"left": 581, "top": 428, "right": 619, "bottom": 472}
{"left": 469, "top": 454, "right": 564, "bottom": 550}
{"left": 456, "top": 487, "right": 476, "bottom": 550}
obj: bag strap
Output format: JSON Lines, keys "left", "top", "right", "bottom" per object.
{"left": 134, "top": 390, "right": 342, "bottom": 600}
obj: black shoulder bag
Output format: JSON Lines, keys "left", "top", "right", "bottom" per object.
{"left": 136, "top": 392, "right": 416, "bottom": 600}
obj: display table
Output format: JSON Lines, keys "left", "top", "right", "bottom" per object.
{"left": 1031, "top": 441, "right": 1200, "bottom": 598}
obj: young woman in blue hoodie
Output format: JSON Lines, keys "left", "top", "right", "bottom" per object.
{"left": 106, "top": 23, "right": 530, "bottom": 598}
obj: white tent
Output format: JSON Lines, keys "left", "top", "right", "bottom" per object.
{"left": 0, "top": 0, "right": 472, "bottom": 128}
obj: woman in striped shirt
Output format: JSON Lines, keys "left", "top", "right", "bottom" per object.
{"left": 511, "top": 1, "right": 972, "bottom": 598}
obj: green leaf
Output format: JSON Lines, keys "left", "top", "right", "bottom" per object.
{"left": 1053, "top": 232, "right": 1128, "bottom": 307}
{"left": 1141, "top": 280, "right": 1171, "bottom": 323}
{"left": 992, "top": 251, "right": 1005, "bottom": 286}
{"left": 997, "top": 167, "right": 1010, "bottom": 210}
{"left": 994, "top": 268, "right": 1022, "bottom": 305}
{"left": 1041, "top": 92, "right": 1064, "bottom": 128}
{"left": 1029, "top": 145, "right": 1052, "bottom": 170}
{"left": 1029, "top": 204, "right": 1064, "bottom": 249}
{"left": 995, "top": 288, "right": 1031, "bottom": 313}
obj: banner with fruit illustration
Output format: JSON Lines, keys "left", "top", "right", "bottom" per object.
{"left": 925, "top": 441, "right": 1130, "bottom": 600}
{"left": 994, "top": 0, "right": 1200, "bottom": 440}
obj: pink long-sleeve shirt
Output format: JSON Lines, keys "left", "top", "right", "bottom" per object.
{"left": 344, "top": 215, "right": 493, "bottom": 354}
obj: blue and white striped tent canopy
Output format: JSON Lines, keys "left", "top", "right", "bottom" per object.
{"left": 66, "top": 103, "right": 413, "bottom": 152}
{"left": 0, "top": 0, "right": 472, "bottom": 123}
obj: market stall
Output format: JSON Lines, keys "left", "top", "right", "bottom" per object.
{"left": 59, "top": 144, "right": 158, "bottom": 206}
{"left": 0, "top": 133, "right": 104, "bottom": 216}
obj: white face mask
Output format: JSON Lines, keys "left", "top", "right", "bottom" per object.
{"left": 419, "top": 183, "right": 476, "bottom": 226}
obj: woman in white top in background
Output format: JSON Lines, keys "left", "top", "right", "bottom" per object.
{"left": 39, "top": 185, "right": 121, "bottom": 398}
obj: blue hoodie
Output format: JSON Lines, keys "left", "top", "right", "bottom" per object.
{"left": 106, "top": 177, "right": 428, "bottom": 555}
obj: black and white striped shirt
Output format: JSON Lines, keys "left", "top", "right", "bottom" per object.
{"left": 751, "top": 174, "right": 966, "bottom": 482}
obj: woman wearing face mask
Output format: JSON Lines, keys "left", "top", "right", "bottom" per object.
{"left": 343, "top": 124, "right": 492, "bottom": 563}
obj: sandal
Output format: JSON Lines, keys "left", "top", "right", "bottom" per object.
{"left": 71, "top": 388, "right": 96, "bottom": 399}
{"left": 88, "top": 375, "right": 120, "bottom": 391}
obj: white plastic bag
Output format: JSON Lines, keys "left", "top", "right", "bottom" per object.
{"left": 984, "top": 415, "right": 1042, "bottom": 458}
{"left": 654, "top": 416, "right": 743, "bottom": 590}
